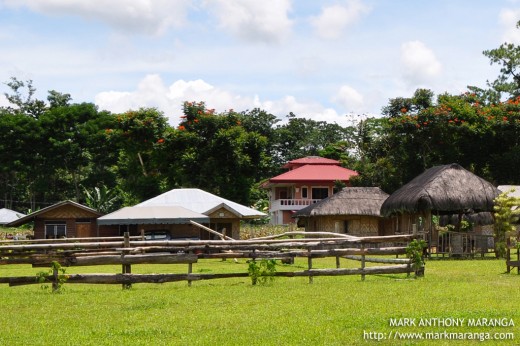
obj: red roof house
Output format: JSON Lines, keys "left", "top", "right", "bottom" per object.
{"left": 263, "top": 156, "right": 358, "bottom": 225}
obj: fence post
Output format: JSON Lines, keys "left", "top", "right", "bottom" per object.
{"left": 52, "top": 264, "right": 59, "bottom": 292}
{"left": 507, "top": 232, "right": 511, "bottom": 274}
{"left": 517, "top": 231, "right": 519, "bottom": 274}
{"left": 188, "top": 262, "right": 193, "bottom": 287}
{"left": 122, "top": 232, "right": 132, "bottom": 289}
{"left": 361, "top": 243, "right": 366, "bottom": 281}
{"left": 307, "top": 248, "right": 313, "bottom": 284}
{"left": 335, "top": 256, "right": 340, "bottom": 269}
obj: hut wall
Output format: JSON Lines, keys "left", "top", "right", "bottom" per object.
{"left": 304, "top": 216, "right": 381, "bottom": 237}
{"left": 207, "top": 207, "right": 241, "bottom": 239}
{"left": 34, "top": 219, "right": 44, "bottom": 239}
{"left": 98, "top": 225, "right": 121, "bottom": 237}
{"left": 137, "top": 224, "right": 201, "bottom": 239}
{"left": 394, "top": 212, "right": 432, "bottom": 234}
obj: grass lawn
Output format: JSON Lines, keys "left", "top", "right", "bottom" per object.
{"left": 0, "top": 257, "right": 518, "bottom": 345}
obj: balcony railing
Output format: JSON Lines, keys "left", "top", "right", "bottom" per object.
{"left": 271, "top": 199, "right": 321, "bottom": 211}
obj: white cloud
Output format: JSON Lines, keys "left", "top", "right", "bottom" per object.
{"left": 499, "top": 8, "right": 520, "bottom": 44}
{"left": 0, "top": 94, "right": 9, "bottom": 108}
{"left": 310, "top": 0, "right": 371, "bottom": 40}
{"left": 400, "top": 40, "right": 442, "bottom": 86}
{"left": 94, "top": 74, "right": 354, "bottom": 126}
{"left": 2, "top": 0, "right": 191, "bottom": 35}
{"left": 333, "top": 85, "right": 364, "bottom": 112}
{"left": 206, "top": 0, "right": 293, "bottom": 43}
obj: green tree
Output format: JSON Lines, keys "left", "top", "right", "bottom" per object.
{"left": 83, "top": 185, "right": 121, "bottom": 213}
{"left": 3, "top": 77, "right": 46, "bottom": 118}
{"left": 483, "top": 21, "right": 520, "bottom": 98}
{"left": 162, "top": 102, "right": 270, "bottom": 205}
{"left": 493, "top": 190, "right": 520, "bottom": 258}
{"left": 108, "top": 108, "right": 168, "bottom": 202}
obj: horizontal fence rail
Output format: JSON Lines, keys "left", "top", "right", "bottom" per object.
{"left": 0, "top": 232, "right": 418, "bottom": 290}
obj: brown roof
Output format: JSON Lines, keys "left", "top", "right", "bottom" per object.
{"left": 294, "top": 187, "right": 389, "bottom": 217}
{"left": 7, "top": 200, "right": 101, "bottom": 227}
{"left": 381, "top": 163, "right": 499, "bottom": 216}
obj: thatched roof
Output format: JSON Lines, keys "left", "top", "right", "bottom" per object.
{"left": 294, "top": 187, "right": 389, "bottom": 218}
{"left": 380, "top": 163, "right": 499, "bottom": 216}
{"left": 438, "top": 212, "right": 494, "bottom": 227}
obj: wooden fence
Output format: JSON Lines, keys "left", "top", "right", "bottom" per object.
{"left": 0, "top": 233, "right": 418, "bottom": 290}
{"left": 431, "top": 230, "right": 494, "bottom": 258}
{"left": 506, "top": 230, "right": 520, "bottom": 274}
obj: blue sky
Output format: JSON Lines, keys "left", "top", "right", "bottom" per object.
{"left": 0, "top": 0, "right": 519, "bottom": 126}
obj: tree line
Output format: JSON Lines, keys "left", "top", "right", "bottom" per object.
{"left": 1, "top": 25, "right": 519, "bottom": 213}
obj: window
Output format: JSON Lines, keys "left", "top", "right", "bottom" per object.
{"left": 312, "top": 187, "right": 329, "bottom": 200}
{"left": 45, "top": 222, "right": 66, "bottom": 239}
{"left": 301, "top": 187, "right": 308, "bottom": 199}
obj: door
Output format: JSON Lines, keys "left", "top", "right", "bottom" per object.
{"left": 76, "top": 223, "right": 91, "bottom": 238}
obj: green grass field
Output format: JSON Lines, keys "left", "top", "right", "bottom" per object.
{"left": 0, "top": 257, "right": 518, "bottom": 345}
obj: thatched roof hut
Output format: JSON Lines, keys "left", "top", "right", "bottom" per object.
{"left": 295, "top": 187, "right": 388, "bottom": 217}
{"left": 381, "top": 163, "right": 499, "bottom": 216}
{"left": 294, "top": 187, "right": 392, "bottom": 236}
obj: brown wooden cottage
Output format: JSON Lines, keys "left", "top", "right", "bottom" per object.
{"left": 7, "top": 200, "right": 102, "bottom": 239}
{"left": 294, "top": 187, "right": 393, "bottom": 236}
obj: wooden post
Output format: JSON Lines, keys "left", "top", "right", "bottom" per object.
{"left": 122, "top": 232, "right": 132, "bottom": 289}
{"left": 52, "top": 265, "right": 58, "bottom": 292}
{"left": 335, "top": 256, "right": 340, "bottom": 269}
{"left": 140, "top": 229, "right": 145, "bottom": 241}
{"left": 517, "top": 230, "right": 519, "bottom": 275}
{"left": 307, "top": 248, "right": 313, "bottom": 284}
{"left": 188, "top": 263, "right": 193, "bottom": 287}
{"left": 221, "top": 228, "right": 227, "bottom": 261}
{"left": 507, "top": 233, "right": 511, "bottom": 274}
{"left": 361, "top": 243, "right": 366, "bottom": 281}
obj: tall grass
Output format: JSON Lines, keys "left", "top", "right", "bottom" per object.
{"left": 240, "top": 224, "right": 301, "bottom": 239}
{"left": 0, "top": 258, "right": 518, "bottom": 345}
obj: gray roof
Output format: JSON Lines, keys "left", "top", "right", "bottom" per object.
{"left": 0, "top": 208, "right": 25, "bottom": 225}
{"left": 295, "top": 187, "right": 389, "bottom": 218}
{"left": 135, "top": 188, "right": 265, "bottom": 219}
{"left": 97, "top": 206, "right": 210, "bottom": 225}
{"left": 381, "top": 163, "right": 499, "bottom": 216}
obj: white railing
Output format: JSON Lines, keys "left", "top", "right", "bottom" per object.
{"left": 271, "top": 199, "right": 321, "bottom": 210}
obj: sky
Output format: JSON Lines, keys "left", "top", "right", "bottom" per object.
{"left": 1, "top": 0, "right": 520, "bottom": 126}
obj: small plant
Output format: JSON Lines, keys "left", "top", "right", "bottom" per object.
{"left": 247, "top": 259, "right": 277, "bottom": 285}
{"left": 493, "top": 190, "right": 520, "bottom": 259}
{"left": 406, "top": 239, "right": 427, "bottom": 277}
{"left": 36, "top": 261, "right": 69, "bottom": 293}
{"left": 460, "top": 220, "right": 473, "bottom": 232}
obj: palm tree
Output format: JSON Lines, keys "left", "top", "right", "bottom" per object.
{"left": 83, "top": 185, "right": 120, "bottom": 214}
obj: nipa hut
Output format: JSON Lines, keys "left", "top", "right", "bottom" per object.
{"left": 294, "top": 187, "right": 392, "bottom": 236}
{"left": 380, "top": 163, "right": 499, "bottom": 254}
